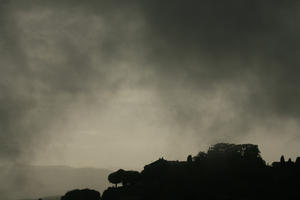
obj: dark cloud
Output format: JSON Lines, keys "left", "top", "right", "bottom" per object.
{"left": 0, "top": 0, "right": 143, "bottom": 163}
{"left": 1, "top": 0, "right": 300, "bottom": 171}
{"left": 137, "top": 0, "right": 300, "bottom": 124}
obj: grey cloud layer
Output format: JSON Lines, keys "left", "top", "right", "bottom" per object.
{"left": 140, "top": 0, "right": 300, "bottom": 117}
{"left": 136, "top": 1, "right": 300, "bottom": 148}
{"left": 0, "top": 0, "right": 145, "bottom": 162}
{"left": 1, "top": 0, "right": 300, "bottom": 166}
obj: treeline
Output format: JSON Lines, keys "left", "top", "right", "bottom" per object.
{"left": 60, "top": 143, "right": 300, "bottom": 200}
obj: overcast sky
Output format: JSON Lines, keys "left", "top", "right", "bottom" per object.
{"left": 1, "top": 0, "right": 300, "bottom": 170}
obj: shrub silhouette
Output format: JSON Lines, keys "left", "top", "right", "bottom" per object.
{"left": 61, "top": 189, "right": 100, "bottom": 200}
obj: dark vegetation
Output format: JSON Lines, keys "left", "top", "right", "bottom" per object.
{"left": 59, "top": 143, "right": 300, "bottom": 200}
{"left": 60, "top": 189, "right": 100, "bottom": 200}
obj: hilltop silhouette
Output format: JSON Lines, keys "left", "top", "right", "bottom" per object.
{"left": 60, "top": 143, "right": 300, "bottom": 200}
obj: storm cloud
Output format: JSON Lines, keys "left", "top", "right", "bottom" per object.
{"left": 1, "top": 0, "right": 300, "bottom": 170}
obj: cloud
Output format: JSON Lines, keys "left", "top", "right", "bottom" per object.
{"left": 1, "top": 0, "right": 300, "bottom": 169}
{"left": 137, "top": 0, "right": 300, "bottom": 128}
{"left": 0, "top": 0, "right": 146, "bottom": 163}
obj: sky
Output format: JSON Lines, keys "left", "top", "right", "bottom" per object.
{"left": 1, "top": 0, "right": 300, "bottom": 170}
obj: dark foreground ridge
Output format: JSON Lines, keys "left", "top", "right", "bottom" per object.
{"left": 60, "top": 143, "right": 300, "bottom": 200}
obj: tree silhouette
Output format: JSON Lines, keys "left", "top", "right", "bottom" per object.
{"left": 108, "top": 169, "right": 141, "bottom": 187}
{"left": 122, "top": 170, "right": 141, "bottom": 186}
{"left": 296, "top": 157, "right": 300, "bottom": 166}
{"left": 193, "top": 151, "right": 207, "bottom": 162}
{"left": 108, "top": 169, "right": 125, "bottom": 187}
{"left": 280, "top": 155, "right": 285, "bottom": 167}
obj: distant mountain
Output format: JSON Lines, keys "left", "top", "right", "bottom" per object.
{"left": 21, "top": 196, "right": 60, "bottom": 200}
{"left": 0, "top": 164, "right": 111, "bottom": 200}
